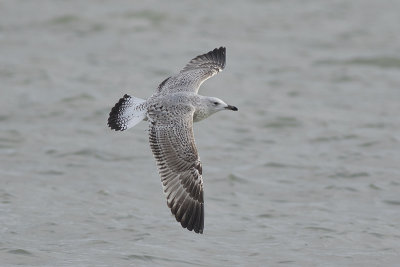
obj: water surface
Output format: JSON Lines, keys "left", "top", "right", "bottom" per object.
{"left": 1, "top": 0, "right": 400, "bottom": 266}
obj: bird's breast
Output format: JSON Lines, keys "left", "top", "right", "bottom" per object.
{"left": 193, "top": 108, "right": 208, "bottom": 122}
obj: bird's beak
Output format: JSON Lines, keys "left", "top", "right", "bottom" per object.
{"left": 225, "top": 105, "right": 238, "bottom": 111}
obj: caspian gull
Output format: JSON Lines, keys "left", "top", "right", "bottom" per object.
{"left": 108, "top": 47, "right": 238, "bottom": 234}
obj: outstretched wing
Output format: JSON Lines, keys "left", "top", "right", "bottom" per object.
{"left": 156, "top": 47, "right": 226, "bottom": 95}
{"left": 148, "top": 104, "right": 204, "bottom": 233}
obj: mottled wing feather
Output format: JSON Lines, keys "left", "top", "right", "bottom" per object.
{"left": 157, "top": 47, "right": 226, "bottom": 94}
{"left": 148, "top": 104, "right": 204, "bottom": 233}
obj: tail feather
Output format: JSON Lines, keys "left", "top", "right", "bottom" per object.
{"left": 108, "top": 94, "right": 147, "bottom": 131}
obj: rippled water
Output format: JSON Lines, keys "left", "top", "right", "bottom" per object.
{"left": 1, "top": 0, "right": 400, "bottom": 266}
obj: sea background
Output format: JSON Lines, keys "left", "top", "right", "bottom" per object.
{"left": 1, "top": 0, "right": 400, "bottom": 266}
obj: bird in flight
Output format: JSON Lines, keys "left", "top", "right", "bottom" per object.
{"left": 108, "top": 47, "right": 237, "bottom": 234}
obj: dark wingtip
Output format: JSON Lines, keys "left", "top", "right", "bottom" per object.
{"left": 181, "top": 46, "right": 226, "bottom": 73}
{"left": 210, "top": 46, "right": 226, "bottom": 70}
{"left": 171, "top": 200, "right": 204, "bottom": 234}
{"left": 176, "top": 206, "right": 204, "bottom": 234}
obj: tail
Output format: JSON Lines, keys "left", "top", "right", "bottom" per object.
{"left": 108, "top": 94, "right": 147, "bottom": 131}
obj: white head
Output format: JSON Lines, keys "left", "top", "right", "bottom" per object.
{"left": 194, "top": 96, "right": 238, "bottom": 122}
{"left": 205, "top": 96, "right": 238, "bottom": 113}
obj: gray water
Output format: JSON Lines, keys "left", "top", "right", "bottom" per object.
{"left": 1, "top": 0, "right": 400, "bottom": 266}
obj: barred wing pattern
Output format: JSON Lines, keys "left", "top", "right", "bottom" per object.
{"left": 157, "top": 47, "right": 226, "bottom": 94}
{"left": 148, "top": 104, "right": 204, "bottom": 233}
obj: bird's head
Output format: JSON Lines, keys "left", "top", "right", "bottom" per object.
{"left": 206, "top": 97, "right": 238, "bottom": 113}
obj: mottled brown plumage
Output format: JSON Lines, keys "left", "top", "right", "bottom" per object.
{"left": 108, "top": 47, "right": 237, "bottom": 234}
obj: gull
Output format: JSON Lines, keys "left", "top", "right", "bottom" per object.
{"left": 108, "top": 47, "right": 237, "bottom": 234}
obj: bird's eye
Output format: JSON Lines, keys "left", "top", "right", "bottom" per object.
{"left": 213, "top": 102, "right": 219, "bottom": 105}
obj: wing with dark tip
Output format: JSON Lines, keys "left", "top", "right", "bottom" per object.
{"left": 148, "top": 104, "right": 204, "bottom": 233}
{"left": 156, "top": 47, "right": 226, "bottom": 94}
